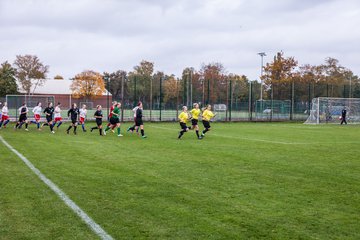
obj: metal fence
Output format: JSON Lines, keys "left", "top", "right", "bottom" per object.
{"left": 1, "top": 80, "right": 358, "bottom": 122}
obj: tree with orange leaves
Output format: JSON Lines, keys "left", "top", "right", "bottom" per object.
{"left": 71, "top": 70, "right": 105, "bottom": 101}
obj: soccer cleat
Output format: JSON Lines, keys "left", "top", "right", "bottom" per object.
{"left": 25, "top": 129, "right": 29, "bottom": 131}
{"left": 201, "top": 133, "right": 205, "bottom": 137}
{"left": 83, "top": 129, "right": 87, "bottom": 132}
{"left": 103, "top": 130, "right": 106, "bottom": 135}
{"left": 127, "top": 127, "right": 131, "bottom": 132}
{"left": 90, "top": 128, "right": 93, "bottom": 132}
{"left": 51, "top": 131, "right": 55, "bottom": 134}
{"left": 74, "top": 131, "right": 77, "bottom": 135}
{"left": 118, "top": 134, "right": 123, "bottom": 137}
{"left": 142, "top": 135, "right": 147, "bottom": 139}
{"left": 66, "top": 130, "right": 69, "bottom": 134}
{"left": 198, "top": 136, "right": 203, "bottom": 140}
{"left": 111, "top": 130, "right": 115, "bottom": 133}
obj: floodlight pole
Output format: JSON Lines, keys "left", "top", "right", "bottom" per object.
{"left": 258, "top": 52, "right": 266, "bottom": 100}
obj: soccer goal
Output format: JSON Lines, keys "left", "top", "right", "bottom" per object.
{"left": 304, "top": 97, "right": 360, "bottom": 124}
{"left": 6, "top": 95, "right": 55, "bottom": 118}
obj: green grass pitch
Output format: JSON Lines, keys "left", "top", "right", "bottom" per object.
{"left": 0, "top": 122, "right": 359, "bottom": 239}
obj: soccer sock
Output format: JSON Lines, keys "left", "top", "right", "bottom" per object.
{"left": 91, "top": 127, "right": 98, "bottom": 130}
{"left": 82, "top": 124, "right": 85, "bottom": 131}
{"left": 67, "top": 126, "right": 72, "bottom": 131}
{"left": 19, "top": 122, "right": 24, "bottom": 128}
{"left": 37, "top": 123, "right": 40, "bottom": 129}
{"left": 0, "top": 121, "right": 2, "bottom": 127}
{"left": 25, "top": 123, "right": 28, "bottom": 129}
{"left": 203, "top": 128, "right": 209, "bottom": 134}
{"left": 15, "top": 122, "right": 20, "bottom": 128}
{"left": 107, "top": 122, "right": 111, "bottom": 127}
{"left": 50, "top": 124, "right": 54, "bottom": 131}
{"left": 43, "top": 123, "right": 49, "bottom": 126}
{"left": 178, "top": 131, "right": 184, "bottom": 139}
{"left": 136, "top": 127, "right": 139, "bottom": 133}
{"left": 57, "top": 121, "right": 62, "bottom": 128}
{"left": 74, "top": 126, "right": 77, "bottom": 133}
{"left": 196, "top": 130, "right": 199, "bottom": 138}
{"left": 141, "top": 129, "right": 144, "bottom": 136}
{"left": 4, "top": 120, "right": 9, "bottom": 126}
{"left": 104, "top": 126, "right": 110, "bottom": 132}
{"left": 99, "top": 129, "right": 102, "bottom": 135}
{"left": 30, "top": 120, "right": 37, "bottom": 124}
{"left": 117, "top": 127, "right": 121, "bottom": 135}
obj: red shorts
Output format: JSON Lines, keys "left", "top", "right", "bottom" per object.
{"left": 79, "top": 117, "right": 85, "bottom": 124}
{"left": 54, "top": 117, "right": 62, "bottom": 122}
{"left": 34, "top": 114, "right": 41, "bottom": 121}
{"left": 1, "top": 115, "right": 9, "bottom": 121}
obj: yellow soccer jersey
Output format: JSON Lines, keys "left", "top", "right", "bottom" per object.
{"left": 202, "top": 109, "right": 214, "bottom": 121}
{"left": 190, "top": 108, "right": 201, "bottom": 120}
{"left": 178, "top": 112, "right": 189, "bottom": 123}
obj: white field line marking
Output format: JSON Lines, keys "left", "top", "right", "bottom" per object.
{"left": 150, "top": 125, "right": 358, "bottom": 145}
{"left": 0, "top": 136, "right": 113, "bottom": 240}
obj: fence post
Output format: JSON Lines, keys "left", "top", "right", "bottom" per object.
{"left": 121, "top": 75, "right": 124, "bottom": 122}
{"left": 290, "top": 81, "right": 294, "bottom": 120}
{"left": 159, "top": 76, "right": 163, "bottom": 121}
{"left": 229, "top": 79, "right": 232, "bottom": 121}
{"left": 308, "top": 83, "right": 311, "bottom": 115}
{"left": 270, "top": 82, "right": 273, "bottom": 122}
{"left": 249, "top": 81, "right": 252, "bottom": 121}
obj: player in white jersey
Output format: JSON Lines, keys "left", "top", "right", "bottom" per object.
{"left": 79, "top": 104, "right": 87, "bottom": 132}
{"left": 0, "top": 102, "right": 10, "bottom": 128}
{"left": 31, "top": 102, "right": 42, "bottom": 130}
{"left": 127, "top": 105, "right": 139, "bottom": 133}
{"left": 52, "top": 102, "right": 63, "bottom": 129}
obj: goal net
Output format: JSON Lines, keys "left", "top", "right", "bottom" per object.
{"left": 304, "top": 97, "right": 360, "bottom": 124}
{"left": 6, "top": 95, "right": 55, "bottom": 118}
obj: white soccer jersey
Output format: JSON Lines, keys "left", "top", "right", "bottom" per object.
{"left": 32, "top": 106, "right": 42, "bottom": 115}
{"left": 2, "top": 106, "right": 8, "bottom": 116}
{"left": 54, "top": 106, "right": 61, "bottom": 118}
{"left": 79, "top": 108, "right": 87, "bottom": 118}
{"left": 132, "top": 106, "right": 139, "bottom": 118}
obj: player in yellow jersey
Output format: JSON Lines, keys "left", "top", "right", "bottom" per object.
{"left": 201, "top": 104, "right": 216, "bottom": 138}
{"left": 190, "top": 103, "right": 202, "bottom": 139}
{"left": 178, "top": 106, "right": 191, "bottom": 139}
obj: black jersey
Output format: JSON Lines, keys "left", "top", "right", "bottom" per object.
{"left": 19, "top": 106, "right": 28, "bottom": 116}
{"left": 94, "top": 110, "right": 103, "bottom": 119}
{"left": 68, "top": 108, "right": 80, "bottom": 120}
{"left": 342, "top": 109, "right": 347, "bottom": 117}
{"left": 135, "top": 108, "right": 143, "bottom": 119}
{"left": 44, "top": 107, "right": 54, "bottom": 117}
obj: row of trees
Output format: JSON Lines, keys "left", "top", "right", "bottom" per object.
{"left": 1, "top": 53, "right": 359, "bottom": 108}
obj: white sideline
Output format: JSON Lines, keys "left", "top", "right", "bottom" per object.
{"left": 0, "top": 136, "right": 113, "bottom": 240}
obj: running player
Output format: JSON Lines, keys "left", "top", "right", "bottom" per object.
{"left": 79, "top": 104, "right": 87, "bottom": 132}
{"left": 0, "top": 102, "right": 10, "bottom": 129}
{"left": 15, "top": 103, "right": 29, "bottom": 131}
{"left": 43, "top": 102, "right": 55, "bottom": 133}
{"left": 31, "top": 102, "right": 42, "bottom": 130}
{"left": 127, "top": 104, "right": 139, "bottom": 133}
{"left": 66, "top": 103, "right": 80, "bottom": 135}
{"left": 104, "top": 102, "right": 122, "bottom": 137}
{"left": 190, "top": 103, "right": 202, "bottom": 139}
{"left": 53, "top": 102, "right": 63, "bottom": 129}
{"left": 134, "top": 101, "right": 147, "bottom": 138}
{"left": 90, "top": 105, "right": 103, "bottom": 136}
{"left": 178, "top": 106, "right": 191, "bottom": 139}
{"left": 201, "top": 104, "right": 216, "bottom": 138}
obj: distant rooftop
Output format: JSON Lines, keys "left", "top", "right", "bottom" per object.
{"left": 18, "top": 79, "right": 111, "bottom": 96}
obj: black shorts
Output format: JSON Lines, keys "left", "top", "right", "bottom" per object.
{"left": 71, "top": 118, "right": 77, "bottom": 124}
{"left": 180, "top": 122, "right": 188, "bottom": 130}
{"left": 191, "top": 119, "right": 198, "bottom": 126}
{"left": 202, "top": 120, "right": 211, "bottom": 129}
{"left": 135, "top": 118, "right": 143, "bottom": 126}
{"left": 96, "top": 120, "right": 102, "bottom": 127}
{"left": 19, "top": 115, "right": 27, "bottom": 122}
{"left": 46, "top": 116, "right": 53, "bottom": 123}
{"left": 110, "top": 117, "right": 120, "bottom": 125}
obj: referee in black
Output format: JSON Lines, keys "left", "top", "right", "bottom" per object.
{"left": 341, "top": 107, "right": 347, "bottom": 125}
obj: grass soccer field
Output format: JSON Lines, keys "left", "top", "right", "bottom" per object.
{"left": 0, "top": 122, "right": 359, "bottom": 239}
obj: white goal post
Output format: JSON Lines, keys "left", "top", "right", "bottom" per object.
{"left": 304, "top": 97, "right": 360, "bottom": 124}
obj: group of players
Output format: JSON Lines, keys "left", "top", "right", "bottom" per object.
{"left": 0, "top": 100, "right": 216, "bottom": 139}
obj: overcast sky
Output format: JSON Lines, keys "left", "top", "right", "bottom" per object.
{"left": 1, "top": 0, "right": 359, "bottom": 80}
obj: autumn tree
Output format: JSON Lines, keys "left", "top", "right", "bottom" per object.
{"left": 262, "top": 52, "right": 298, "bottom": 100}
{"left": 54, "top": 75, "right": 64, "bottom": 80}
{"left": 0, "top": 61, "right": 18, "bottom": 96}
{"left": 13, "top": 55, "right": 49, "bottom": 94}
{"left": 71, "top": 70, "right": 105, "bottom": 101}
{"left": 103, "top": 70, "right": 128, "bottom": 103}
{"left": 128, "top": 60, "right": 154, "bottom": 105}
{"left": 199, "top": 63, "right": 227, "bottom": 104}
